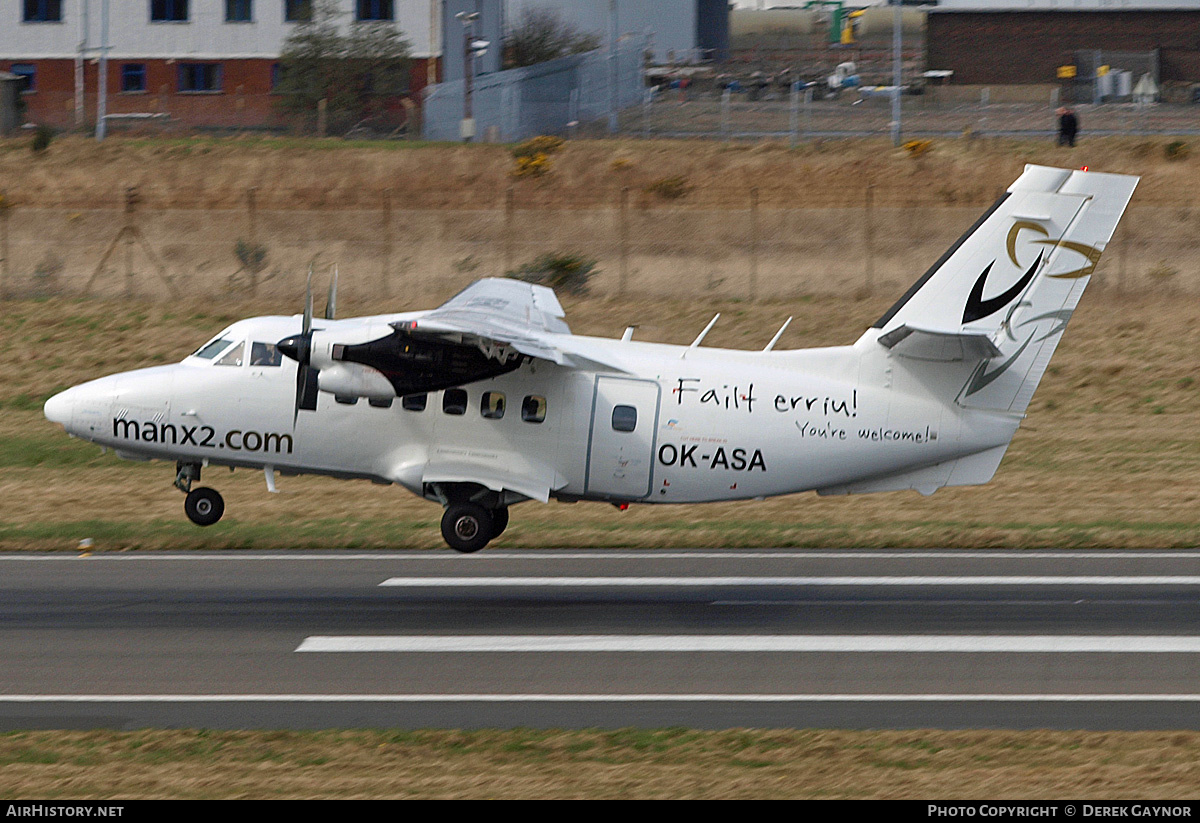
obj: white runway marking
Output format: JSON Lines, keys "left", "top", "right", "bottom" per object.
{"left": 378, "top": 576, "right": 1200, "bottom": 587}
{"left": 4, "top": 694, "right": 1200, "bottom": 703}
{"left": 295, "top": 635, "right": 1200, "bottom": 654}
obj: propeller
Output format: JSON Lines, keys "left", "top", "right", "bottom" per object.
{"left": 277, "top": 264, "right": 321, "bottom": 420}
{"left": 325, "top": 265, "right": 338, "bottom": 321}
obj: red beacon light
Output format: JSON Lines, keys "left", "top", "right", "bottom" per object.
{"left": 1080, "top": 166, "right": 1089, "bottom": 171}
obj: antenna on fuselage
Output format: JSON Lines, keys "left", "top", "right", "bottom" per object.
{"left": 763, "top": 316, "right": 793, "bottom": 351}
{"left": 682, "top": 313, "right": 720, "bottom": 359}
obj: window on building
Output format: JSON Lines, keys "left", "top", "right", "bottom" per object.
{"left": 521, "top": 395, "right": 547, "bottom": 424}
{"left": 151, "top": 0, "right": 189, "bottom": 22}
{"left": 401, "top": 394, "right": 427, "bottom": 412}
{"left": 225, "top": 0, "right": 252, "bottom": 22}
{"left": 356, "top": 0, "right": 393, "bottom": 21}
{"left": 10, "top": 64, "right": 35, "bottom": 94}
{"left": 284, "top": 0, "right": 312, "bottom": 22}
{"left": 612, "top": 405, "right": 637, "bottom": 433}
{"left": 442, "top": 389, "right": 468, "bottom": 416}
{"left": 23, "top": 0, "right": 62, "bottom": 22}
{"left": 121, "top": 64, "right": 147, "bottom": 93}
{"left": 178, "top": 63, "right": 223, "bottom": 93}
{"left": 481, "top": 392, "right": 505, "bottom": 420}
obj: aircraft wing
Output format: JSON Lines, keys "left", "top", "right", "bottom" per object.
{"left": 393, "top": 278, "right": 627, "bottom": 372}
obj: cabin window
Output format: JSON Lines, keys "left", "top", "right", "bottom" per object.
{"left": 335, "top": 395, "right": 358, "bottom": 405}
{"left": 481, "top": 392, "right": 505, "bottom": 420}
{"left": 214, "top": 341, "right": 245, "bottom": 367}
{"left": 612, "top": 405, "right": 637, "bottom": 432}
{"left": 368, "top": 397, "right": 393, "bottom": 409}
{"left": 442, "top": 389, "right": 468, "bottom": 416}
{"left": 401, "top": 394, "right": 427, "bottom": 412}
{"left": 250, "top": 342, "right": 282, "bottom": 367}
{"left": 521, "top": 395, "right": 546, "bottom": 424}
{"left": 193, "top": 337, "right": 233, "bottom": 359}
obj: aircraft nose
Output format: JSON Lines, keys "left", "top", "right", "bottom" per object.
{"left": 43, "top": 388, "right": 74, "bottom": 426}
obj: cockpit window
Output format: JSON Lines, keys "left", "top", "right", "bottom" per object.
{"left": 193, "top": 337, "right": 233, "bottom": 360}
{"left": 250, "top": 342, "right": 282, "bottom": 367}
{"left": 215, "top": 341, "right": 245, "bottom": 367}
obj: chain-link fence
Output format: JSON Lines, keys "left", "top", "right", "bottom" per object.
{"left": 628, "top": 88, "right": 1200, "bottom": 141}
{"left": 0, "top": 183, "right": 1188, "bottom": 305}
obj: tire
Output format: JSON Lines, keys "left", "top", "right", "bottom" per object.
{"left": 490, "top": 507, "right": 509, "bottom": 539}
{"left": 184, "top": 487, "right": 225, "bottom": 527}
{"left": 441, "top": 503, "right": 493, "bottom": 553}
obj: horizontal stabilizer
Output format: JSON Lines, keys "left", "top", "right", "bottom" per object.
{"left": 877, "top": 324, "right": 1002, "bottom": 362}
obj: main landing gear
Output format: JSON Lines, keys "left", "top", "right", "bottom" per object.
{"left": 175, "top": 462, "right": 225, "bottom": 527}
{"left": 440, "top": 503, "right": 509, "bottom": 553}
{"left": 434, "top": 484, "right": 512, "bottom": 553}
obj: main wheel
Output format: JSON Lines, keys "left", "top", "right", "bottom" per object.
{"left": 441, "top": 503, "right": 493, "bottom": 553}
{"left": 490, "top": 507, "right": 509, "bottom": 539}
{"left": 184, "top": 487, "right": 225, "bottom": 527}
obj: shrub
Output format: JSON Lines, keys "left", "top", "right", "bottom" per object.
{"left": 506, "top": 252, "right": 597, "bottom": 296}
{"left": 511, "top": 152, "right": 552, "bottom": 178}
{"left": 903, "top": 139, "right": 933, "bottom": 157}
{"left": 1165, "top": 140, "right": 1190, "bottom": 161}
{"left": 511, "top": 135, "right": 565, "bottom": 159}
{"left": 644, "top": 175, "right": 690, "bottom": 200}
{"left": 30, "top": 125, "right": 54, "bottom": 154}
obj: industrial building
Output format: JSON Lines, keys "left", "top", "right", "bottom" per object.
{"left": 1, "top": 1, "right": 729, "bottom": 132}
{"left": 927, "top": 0, "right": 1200, "bottom": 100}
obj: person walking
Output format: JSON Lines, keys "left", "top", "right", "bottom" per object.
{"left": 1057, "top": 106, "right": 1079, "bottom": 147}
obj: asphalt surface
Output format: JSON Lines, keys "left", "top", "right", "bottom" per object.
{"left": 3, "top": 549, "right": 1200, "bottom": 730}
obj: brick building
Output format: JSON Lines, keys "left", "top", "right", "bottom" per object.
{"left": 1, "top": 1, "right": 441, "bottom": 131}
{"left": 927, "top": 0, "right": 1200, "bottom": 93}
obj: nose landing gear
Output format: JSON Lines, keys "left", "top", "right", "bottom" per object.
{"left": 175, "top": 461, "right": 226, "bottom": 527}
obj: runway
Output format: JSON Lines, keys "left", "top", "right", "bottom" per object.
{"left": 3, "top": 549, "right": 1200, "bottom": 730}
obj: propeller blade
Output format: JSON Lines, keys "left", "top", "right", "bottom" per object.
{"left": 325, "top": 265, "right": 338, "bottom": 321}
{"left": 303, "top": 263, "right": 314, "bottom": 336}
{"left": 297, "top": 363, "right": 320, "bottom": 412}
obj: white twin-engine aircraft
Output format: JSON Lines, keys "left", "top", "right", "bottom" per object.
{"left": 44, "top": 165, "right": 1137, "bottom": 552}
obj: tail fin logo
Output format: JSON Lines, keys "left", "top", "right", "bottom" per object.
{"left": 1007, "top": 220, "right": 1102, "bottom": 280}
{"left": 962, "top": 252, "right": 1042, "bottom": 325}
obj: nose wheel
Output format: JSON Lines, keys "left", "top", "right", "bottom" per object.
{"left": 184, "top": 487, "right": 225, "bottom": 527}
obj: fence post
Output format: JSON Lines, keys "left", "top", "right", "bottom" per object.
{"left": 749, "top": 186, "right": 759, "bottom": 302}
{"left": 317, "top": 98, "right": 327, "bottom": 138}
{"left": 642, "top": 87, "right": 652, "bottom": 139}
{"left": 864, "top": 182, "right": 875, "bottom": 294}
{"left": 124, "top": 186, "right": 139, "bottom": 298}
{"left": 721, "top": 87, "right": 731, "bottom": 141}
{"left": 789, "top": 82, "right": 800, "bottom": 148}
{"left": 382, "top": 188, "right": 393, "bottom": 299}
{"left": 618, "top": 186, "right": 629, "bottom": 298}
{"left": 504, "top": 186, "right": 515, "bottom": 273}
{"left": 0, "top": 197, "right": 8, "bottom": 299}
{"left": 246, "top": 187, "right": 258, "bottom": 295}
{"left": 804, "top": 86, "right": 813, "bottom": 142}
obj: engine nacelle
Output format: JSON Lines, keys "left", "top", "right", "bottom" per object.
{"left": 317, "top": 362, "right": 395, "bottom": 400}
